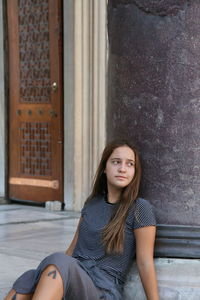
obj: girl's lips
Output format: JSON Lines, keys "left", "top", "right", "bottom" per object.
{"left": 115, "top": 176, "right": 127, "bottom": 179}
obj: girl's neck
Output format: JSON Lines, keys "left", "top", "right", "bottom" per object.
{"left": 107, "top": 187, "right": 122, "bottom": 204}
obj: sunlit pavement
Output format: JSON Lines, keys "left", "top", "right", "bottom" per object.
{"left": 0, "top": 203, "right": 79, "bottom": 299}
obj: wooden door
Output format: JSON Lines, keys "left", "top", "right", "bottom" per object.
{"left": 7, "top": 0, "right": 63, "bottom": 203}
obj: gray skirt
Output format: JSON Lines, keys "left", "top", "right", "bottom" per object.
{"left": 12, "top": 253, "right": 122, "bottom": 300}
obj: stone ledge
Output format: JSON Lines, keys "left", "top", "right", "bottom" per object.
{"left": 155, "top": 224, "right": 200, "bottom": 258}
{"left": 123, "top": 258, "right": 200, "bottom": 300}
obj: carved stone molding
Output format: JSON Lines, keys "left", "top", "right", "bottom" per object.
{"left": 155, "top": 225, "right": 200, "bottom": 258}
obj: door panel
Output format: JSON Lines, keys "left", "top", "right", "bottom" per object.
{"left": 7, "top": 0, "right": 63, "bottom": 203}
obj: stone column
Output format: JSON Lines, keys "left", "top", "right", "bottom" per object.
{"left": 107, "top": 1, "right": 200, "bottom": 298}
{"left": 107, "top": 0, "right": 200, "bottom": 227}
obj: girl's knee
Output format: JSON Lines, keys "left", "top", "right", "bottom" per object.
{"left": 33, "top": 264, "right": 64, "bottom": 300}
{"left": 42, "top": 264, "right": 61, "bottom": 280}
{"left": 43, "top": 252, "right": 76, "bottom": 270}
{"left": 44, "top": 252, "right": 68, "bottom": 265}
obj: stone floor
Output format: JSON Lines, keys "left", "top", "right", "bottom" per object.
{"left": 1, "top": 203, "right": 200, "bottom": 300}
{"left": 0, "top": 203, "right": 80, "bottom": 299}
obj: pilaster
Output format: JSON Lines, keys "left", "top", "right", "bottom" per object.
{"left": 64, "top": 0, "right": 107, "bottom": 210}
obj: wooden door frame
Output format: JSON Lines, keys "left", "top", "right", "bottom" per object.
{"left": 6, "top": 0, "right": 63, "bottom": 203}
{"left": 0, "top": 0, "right": 6, "bottom": 201}
{"left": 63, "top": 0, "right": 107, "bottom": 210}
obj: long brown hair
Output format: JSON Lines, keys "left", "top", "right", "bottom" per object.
{"left": 87, "top": 139, "right": 142, "bottom": 254}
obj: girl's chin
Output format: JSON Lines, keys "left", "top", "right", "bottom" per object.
{"left": 113, "top": 182, "right": 129, "bottom": 189}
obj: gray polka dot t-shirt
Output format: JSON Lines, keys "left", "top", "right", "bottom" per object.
{"left": 72, "top": 195, "right": 156, "bottom": 286}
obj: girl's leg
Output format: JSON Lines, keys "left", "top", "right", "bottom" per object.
{"left": 32, "top": 264, "right": 63, "bottom": 300}
{"left": 4, "top": 289, "right": 32, "bottom": 300}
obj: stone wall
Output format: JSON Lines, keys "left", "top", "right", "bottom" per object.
{"left": 107, "top": 0, "right": 200, "bottom": 226}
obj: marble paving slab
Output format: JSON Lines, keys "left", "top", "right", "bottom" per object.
{"left": 0, "top": 204, "right": 79, "bottom": 299}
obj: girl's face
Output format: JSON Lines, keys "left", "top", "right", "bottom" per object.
{"left": 104, "top": 146, "right": 135, "bottom": 191}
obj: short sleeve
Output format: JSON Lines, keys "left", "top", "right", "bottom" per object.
{"left": 132, "top": 198, "right": 156, "bottom": 229}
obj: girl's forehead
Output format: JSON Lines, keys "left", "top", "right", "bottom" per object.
{"left": 109, "top": 146, "right": 135, "bottom": 160}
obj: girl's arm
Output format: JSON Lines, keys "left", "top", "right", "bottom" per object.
{"left": 65, "top": 217, "right": 82, "bottom": 256}
{"left": 134, "top": 226, "right": 159, "bottom": 300}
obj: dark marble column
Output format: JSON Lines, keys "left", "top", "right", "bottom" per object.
{"left": 107, "top": 0, "right": 200, "bottom": 227}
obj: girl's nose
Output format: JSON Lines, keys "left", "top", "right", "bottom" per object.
{"left": 118, "top": 163, "right": 126, "bottom": 172}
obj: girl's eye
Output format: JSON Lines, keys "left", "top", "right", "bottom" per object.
{"left": 127, "top": 162, "right": 134, "bottom": 167}
{"left": 112, "top": 160, "right": 120, "bottom": 165}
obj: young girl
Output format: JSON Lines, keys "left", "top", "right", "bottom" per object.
{"left": 5, "top": 140, "right": 159, "bottom": 300}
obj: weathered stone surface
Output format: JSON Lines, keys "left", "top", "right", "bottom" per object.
{"left": 107, "top": 0, "right": 200, "bottom": 225}
{"left": 123, "top": 258, "right": 200, "bottom": 300}
{"left": 111, "top": 0, "right": 189, "bottom": 16}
